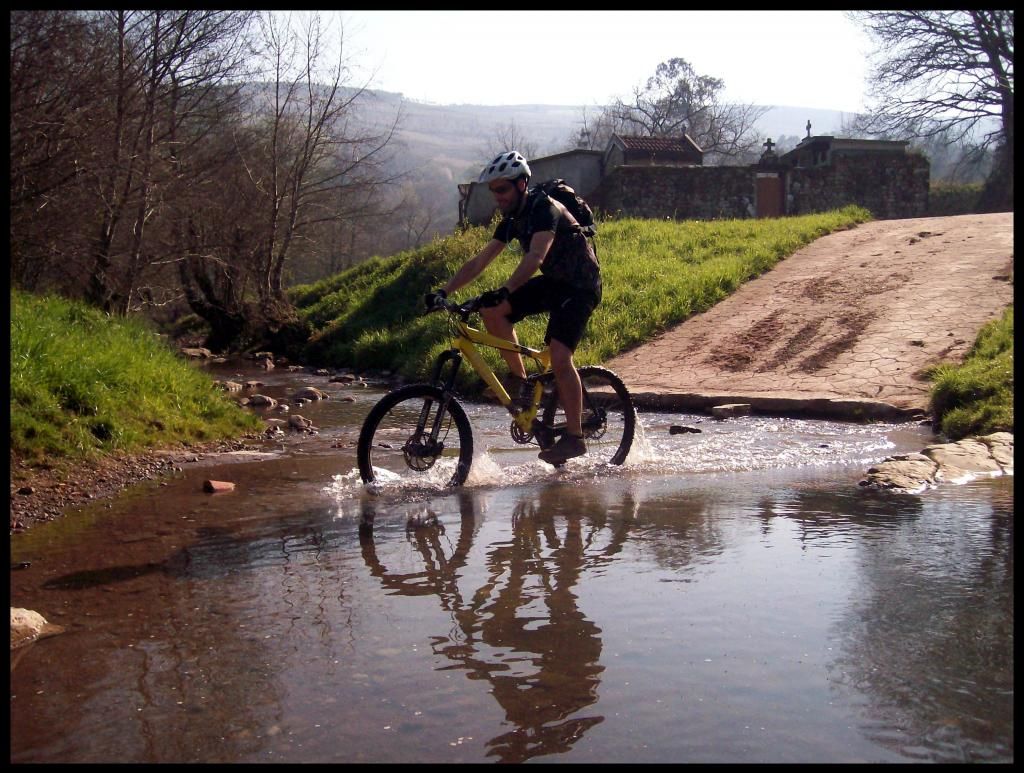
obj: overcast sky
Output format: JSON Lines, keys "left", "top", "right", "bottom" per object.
{"left": 322, "top": 10, "right": 873, "bottom": 113}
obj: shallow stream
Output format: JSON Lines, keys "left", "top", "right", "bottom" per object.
{"left": 9, "top": 363, "right": 1014, "bottom": 763}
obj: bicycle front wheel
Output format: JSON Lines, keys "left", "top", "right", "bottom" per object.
{"left": 541, "top": 366, "right": 636, "bottom": 466}
{"left": 357, "top": 384, "right": 474, "bottom": 488}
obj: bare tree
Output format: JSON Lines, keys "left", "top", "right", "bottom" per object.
{"left": 390, "top": 180, "right": 449, "bottom": 250}
{"left": 696, "top": 102, "right": 770, "bottom": 166}
{"left": 477, "top": 118, "right": 540, "bottom": 161}
{"left": 599, "top": 57, "right": 768, "bottom": 162}
{"left": 10, "top": 11, "right": 110, "bottom": 292}
{"left": 9, "top": 9, "right": 406, "bottom": 350}
{"left": 849, "top": 10, "right": 1013, "bottom": 210}
{"left": 568, "top": 106, "right": 623, "bottom": 152}
{"left": 174, "top": 112, "right": 262, "bottom": 349}
{"left": 911, "top": 125, "right": 992, "bottom": 184}
{"left": 85, "top": 11, "right": 258, "bottom": 313}
{"left": 176, "top": 11, "right": 403, "bottom": 349}
{"left": 9, "top": 10, "right": 258, "bottom": 309}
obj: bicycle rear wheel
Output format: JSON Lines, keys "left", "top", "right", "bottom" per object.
{"left": 540, "top": 365, "right": 636, "bottom": 466}
{"left": 357, "top": 384, "right": 474, "bottom": 488}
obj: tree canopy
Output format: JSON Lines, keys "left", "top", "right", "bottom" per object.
{"left": 574, "top": 57, "right": 767, "bottom": 165}
{"left": 850, "top": 10, "right": 1013, "bottom": 210}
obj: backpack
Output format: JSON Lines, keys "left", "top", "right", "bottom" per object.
{"left": 532, "top": 179, "right": 597, "bottom": 239}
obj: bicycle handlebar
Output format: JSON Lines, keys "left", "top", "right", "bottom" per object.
{"left": 427, "top": 295, "right": 484, "bottom": 320}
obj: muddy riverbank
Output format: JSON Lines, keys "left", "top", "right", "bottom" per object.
{"left": 9, "top": 437, "right": 265, "bottom": 533}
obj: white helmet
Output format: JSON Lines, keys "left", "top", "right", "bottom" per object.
{"left": 478, "top": 150, "right": 531, "bottom": 183}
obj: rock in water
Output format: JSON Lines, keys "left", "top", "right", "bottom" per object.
{"left": 11, "top": 607, "right": 64, "bottom": 650}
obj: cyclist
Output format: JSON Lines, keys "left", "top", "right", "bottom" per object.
{"left": 425, "top": 150, "right": 602, "bottom": 465}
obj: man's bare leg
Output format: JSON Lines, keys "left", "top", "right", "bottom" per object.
{"left": 481, "top": 301, "right": 527, "bottom": 379}
{"left": 550, "top": 338, "right": 582, "bottom": 436}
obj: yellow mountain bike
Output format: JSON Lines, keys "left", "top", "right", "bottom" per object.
{"left": 357, "top": 294, "right": 636, "bottom": 488}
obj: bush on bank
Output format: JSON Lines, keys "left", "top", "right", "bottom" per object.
{"left": 10, "top": 289, "right": 261, "bottom": 468}
{"left": 926, "top": 305, "right": 1014, "bottom": 440}
{"left": 927, "top": 182, "right": 984, "bottom": 216}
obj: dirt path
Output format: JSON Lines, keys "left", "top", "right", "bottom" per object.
{"left": 605, "top": 212, "right": 1014, "bottom": 421}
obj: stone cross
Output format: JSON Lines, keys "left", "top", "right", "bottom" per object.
{"left": 763, "top": 138, "right": 775, "bottom": 153}
{"left": 806, "top": 120, "right": 812, "bottom": 138}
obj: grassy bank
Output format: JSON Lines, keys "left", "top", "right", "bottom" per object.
{"left": 10, "top": 290, "right": 262, "bottom": 468}
{"left": 926, "top": 305, "right": 1014, "bottom": 440}
{"left": 293, "top": 205, "right": 874, "bottom": 391}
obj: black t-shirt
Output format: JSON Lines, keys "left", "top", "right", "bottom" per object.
{"left": 492, "top": 189, "right": 601, "bottom": 296}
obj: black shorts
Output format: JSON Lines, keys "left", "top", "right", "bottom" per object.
{"left": 506, "top": 275, "right": 600, "bottom": 352}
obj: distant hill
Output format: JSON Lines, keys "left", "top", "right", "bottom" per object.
{"left": 359, "top": 89, "right": 586, "bottom": 182}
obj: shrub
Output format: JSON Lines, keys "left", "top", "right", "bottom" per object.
{"left": 927, "top": 182, "right": 983, "bottom": 216}
{"left": 927, "top": 306, "right": 1013, "bottom": 439}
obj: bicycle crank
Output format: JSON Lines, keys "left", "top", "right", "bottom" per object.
{"left": 509, "top": 421, "right": 534, "bottom": 445}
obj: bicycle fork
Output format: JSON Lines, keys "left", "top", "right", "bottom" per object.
{"left": 430, "top": 348, "right": 463, "bottom": 393}
{"left": 394, "top": 350, "right": 463, "bottom": 462}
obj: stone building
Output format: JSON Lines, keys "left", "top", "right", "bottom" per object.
{"left": 459, "top": 130, "right": 929, "bottom": 226}
{"left": 460, "top": 147, "right": 603, "bottom": 225}
{"left": 603, "top": 134, "right": 704, "bottom": 168}
{"left": 777, "top": 135, "right": 929, "bottom": 220}
{"left": 461, "top": 133, "right": 694, "bottom": 224}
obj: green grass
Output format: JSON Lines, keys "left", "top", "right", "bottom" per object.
{"left": 10, "top": 289, "right": 262, "bottom": 467}
{"left": 927, "top": 181, "right": 984, "bottom": 216}
{"left": 925, "top": 306, "right": 1014, "bottom": 440}
{"left": 291, "top": 206, "right": 873, "bottom": 391}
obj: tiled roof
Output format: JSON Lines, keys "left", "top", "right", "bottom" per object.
{"left": 616, "top": 135, "right": 697, "bottom": 152}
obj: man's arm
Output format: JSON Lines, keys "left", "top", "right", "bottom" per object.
{"left": 443, "top": 239, "right": 506, "bottom": 295}
{"left": 503, "top": 231, "right": 554, "bottom": 292}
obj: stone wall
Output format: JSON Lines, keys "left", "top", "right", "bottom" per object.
{"left": 589, "top": 154, "right": 929, "bottom": 221}
{"left": 590, "top": 165, "right": 757, "bottom": 221}
{"left": 787, "top": 154, "right": 930, "bottom": 219}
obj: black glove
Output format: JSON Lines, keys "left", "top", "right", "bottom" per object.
{"left": 424, "top": 288, "right": 447, "bottom": 310}
{"left": 478, "top": 286, "right": 510, "bottom": 308}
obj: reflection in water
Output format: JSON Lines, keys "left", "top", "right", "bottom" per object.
{"left": 751, "top": 486, "right": 924, "bottom": 546}
{"left": 359, "top": 485, "right": 641, "bottom": 762}
{"left": 738, "top": 482, "right": 1012, "bottom": 762}
{"left": 9, "top": 416, "right": 1014, "bottom": 764}
{"left": 42, "top": 562, "right": 167, "bottom": 589}
{"left": 828, "top": 485, "right": 1014, "bottom": 763}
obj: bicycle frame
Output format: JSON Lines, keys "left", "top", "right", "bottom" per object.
{"left": 430, "top": 311, "right": 552, "bottom": 435}
{"left": 356, "top": 298, "right": 635, "bottom": 487}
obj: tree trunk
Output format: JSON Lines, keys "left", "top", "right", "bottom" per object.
{"left": 176, "top": 255, "right": 248, "bottom": 352}
{"left": 88, "top": 222, "right": 122, "bottom": 313}
{"left": 977, "top": 144, "right": 1013, "bottom": 212}
{"left": 978, "top": 92, "right": 1013, "bottom": 212}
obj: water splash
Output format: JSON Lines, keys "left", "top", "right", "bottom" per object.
{"left": 464, "top": 448, "right": 506, "bottom": 485}
{"left": 323, "top": 468, "right": 367, "bottom": 497}
{"left": 466, "top": 447, "right": 549, "bottom": 487}
{"left": 322, "top": 410, "right": 923, "bottom": 508}
{"left": 625, "top": 415, "right": 656, "bottom": 466}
